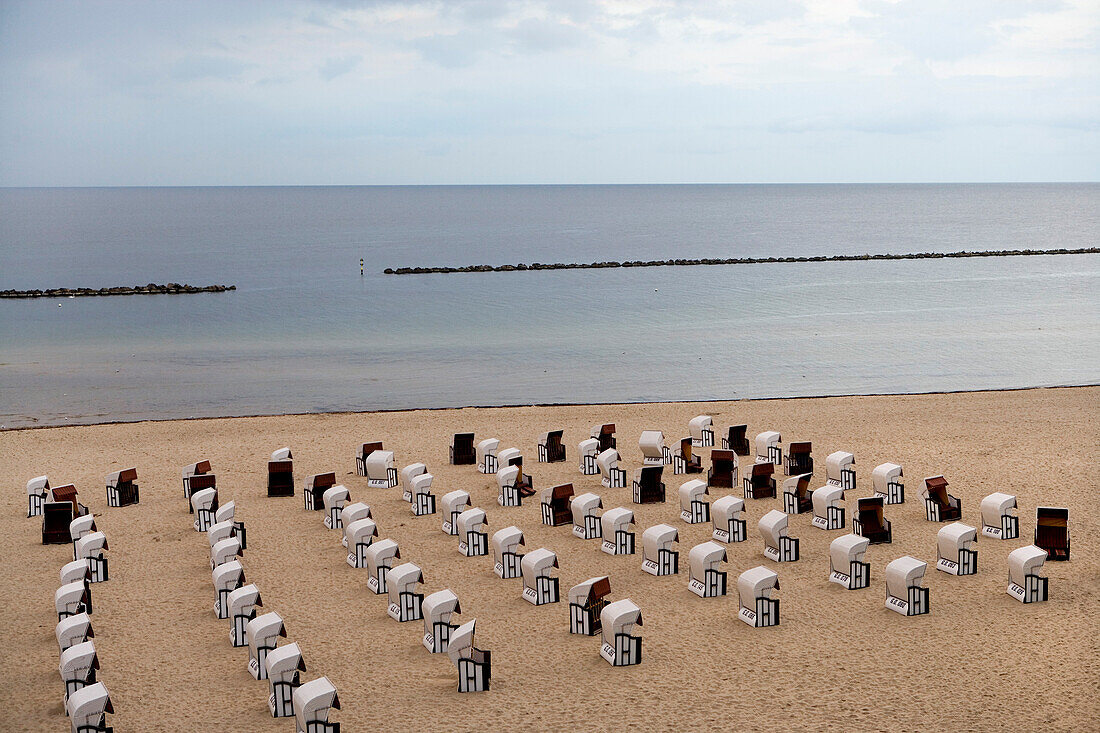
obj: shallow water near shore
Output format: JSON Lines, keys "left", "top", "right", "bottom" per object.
{"left": 1, "top": 183, "right": 1098, "bottom": 427}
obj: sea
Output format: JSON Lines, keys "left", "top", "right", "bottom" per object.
{"left": 1, "top": 183, "right": 1097, "bottom": 429}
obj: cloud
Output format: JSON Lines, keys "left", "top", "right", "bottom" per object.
{"left": 318, "top": 54, "right": 362, "bottom": 80}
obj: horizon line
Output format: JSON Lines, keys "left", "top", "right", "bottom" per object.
{"left": 2, "top": 180, "right": 1098, "bottom": 190}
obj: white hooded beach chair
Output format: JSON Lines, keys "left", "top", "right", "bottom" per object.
{"left": 492, "top": 526, "right": 525, "bottom": 579}
{"left": 885, "top": 556, "right": 929, "bottom": 616}
{"left": 65, "top": 681, "right": 112, "bottom": 733}
{"left": 59, "top": 639, "right": 99, "bottom": 705}
{"left": 27, "top": 475, "right": 49, "bottom": 517}
{"left": 640, "top": 430, "right": 671, "bottom": 466}
{"left": 211, "top": 536, "right": 243, "bottom": 570}
{"left": 344, "top": 518, "right": 378, "bottom": 568}
{"left": 872, "top": 462, "right": 904, "bottom": 504}
{"left": 215, "top": 501, "right": 245, "bottom": 546}
{"left": 449, "top": 619, "right": 491, "bottom": 692}
{"left": 61, "top": 560, "right": 91, "bottom": 589}
{"left": 641, "top": 524, "right": 679, "bottom": 576}
{"left": 811, "top": 485, "right": 846, "bottom": 530}
{"left": 689, "top": 415, "right": 714, "bottom": 447}
{"left": 457, "top": 508, "right": 488, "bottom": 557}
{"left": 936, "top": 522, "right": 978, "bottom": 576}
{"left": 755, "top": 431, "right": 782, "bottom": 465}
{"left": 600, "top": 507, "right": 636, "bottom": 555}
{"left": 571, "top": 492, "right": 603, "bottom": 539}
{"left": 399, "top": 463, "right": 427, "bottom": 501}
{"left": 339, "top": 502, "right": 371, "bottom": 547}
{"left": 679, "top": 479, "right": 710, "bottom": 524}
{"left": 266, "top": 642, "right": 305, "bottom": 718}
{"left": 387, "top": 562, "right": 425, "bottom": 622}
{"left": 365, "top": 539, "right": 400, "bottom": 594}
{"left": 829, "top": 534, "right": 871, "bottom": 590}
{"left": 521, "top": 548, "right": 560, "bottom": 605}
{"left": 57, "top": 612, "right": 94, "bottom": 653}
{"left": 688, "top": 541, "right": 728, "bottom": 598}
{"left": 737, "top": 566, "right": 780, "bottom": 627}
{"left": 292, "top": 677, "right": 340, "bottom": 733}
{"left": 578, "top": 437, "right": 601, "bottom": 475}
{"left": 759, "top": 510, "right": 799, "bottom": 562}
{"left": 56, "top": 581, "right": 92, "bottom": 621}
{"left": 496, "top": 465, "right": 527, "bottom": 507}
{"left": 538, "top": 429, "right": 567, "bottom": 463}
{"left": 600, "top": 599, "right": 642, "bottom": 666}
{"left": 207, "top": 520, "right": 242, "bottom": 554}
{"left": 191, "top": 487, "right": 219, "bottom": 531}
{"left": 69, "top": 515, "right": 98, "bottom": 557}
{"left": 366, "top": 450, "right": 398, "bottom": 488}
{"left": 980, "top": 492, "right": 1019, "bottom": 539}
{"left": 422, "top": 589, "right": 461, "bottom": 653}
{"left": 1007, "top": 545, "right": 1049, "bottom": 603}
{"left": 322, "top": 486, "right": 349, "bottom": 529}
{"left": 268, "top": 448, "right": 294, "bottom": 497}
{"left": 212, "top": 560, "right": 244, "bottom": 619}
{"left": 541, "top": 483, "right": 575, "bottom": 526}
{"left": 825, "top": 451, "right": 856, "bottom": 490}
{"left": 247, "top": 611, "right": 286, "bottom": 680}
{"left": 409, "top": 473, "right": 436, "bottom": 516}
{"left": 355, "top": 441, "right": 384, "bottom": 476}
{"left": 75, "top": 532, "right": 109, "bottom": 583}
{"left": 228, "top": 584, "right": 263, "bottom": 647}
{"left": 711, "top": 495, "right": 747, "bottom": 543}
{"left": 476, "top": 438, "right": 500, "bottom": 474}
{"left": 569, "top": 576, "right": 611, "bottom": 635}
{"left": 105, "top": 467, "right": 139, "bottom": 507}
{"left": 440, "top": 490, "right": 470, "bottom": 535}
{"left": 597, "top": 448, "right": 626, "bottom": 488}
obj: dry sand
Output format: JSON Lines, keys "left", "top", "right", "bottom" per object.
{"left": 2, "top": 387, "right": 1098, "bottom": 732}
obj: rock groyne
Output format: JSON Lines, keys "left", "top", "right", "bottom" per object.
{"left": 1, "top": 283, "right": 237, "bottom": 298}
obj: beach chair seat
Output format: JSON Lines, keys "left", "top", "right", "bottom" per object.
{"left": 980, "top": 492, "right": 1019, "bottom": 539}
{"left": 56, "top": 611, "right": 94, "bottom": 654}
{"left": 825, "top": 451, "right": 856, "bottom": 490}
{"left": 212, "top": 560, "right": 244, "bottom": 619}
{"left": 673, "top": 437, "right": 704, "bottom": 475}
{"left": 782, "top": 473, "right": 813, "bottom": 514}
{"left": 678, "top": 479, "right": 710, "bottom": 524}
{"left": 600, "top": 507, "right": 636, "bottom": 555}
{"left": 1007, "top": 545, "right": 1049, "bottom": 603}
{"left": 292, "top": 677, "right": 340, "bottom": 733}
{"left": 44, "top": 485, "right": 86, "bottom": 545}
{"left": 339, "top": 502, "right": 371, "bottom": 546}
{"left": 440, "top": 490, "right": 470, "bottom": 535}
{"left": 936, "top": 522, "right": 978, "bottom": 576}
{"left": 689, "top": 415, "right": 714, "bottom": 447}
{"left": 744, "top": 462, "right": 776, "bottom": 499}
{"left": 1034, "top": 507, "right": 1069, "bottom": 560}
{"left": 386, "top": 562, "right": 425, "bottom": 622}
{"left": 922, "top": 476, "right": 961, "bottom": 522}
{"left": 304, "top": 472, "right": 337, "bottom": 511}
{"left": 365, "top": 450, "right": 398, "bottom": 488}
{"left": 365, "top": 539, "right": 400, "bottom": 594}
{"left": 456, "top": 509, "right": 488, "bottom": 557}
{"left": 521, "top": 548, "right": 560, "bottom": 605}
{"left": 711, "top": 495, "right": 747, "bottom": 543}
{"left": 476, "top": 438, "right": 500, "bottom": 474}
{"left": 639, "top": 430, "right": 671, "bottom": 466}
{"left": 754, "top": 431, "right": 782, "bottom": 465}
{"left": 633, "top": 465, "right": 666, "bottom": 504}
{"left": 578, "top": 438, "right": 601, "bottom": 475}
{"left": 540, "top": 483, "right": 574, "bottom": 526}
{"left": 568, "top": 576, "right": 611, "bottom": 635}
{"left": 355, "top": 441, "right": 384, "bottom": 476}
{"left": 56, "top": 581, "right": 92, "bottom": 621}
{"left": 65, "top": 681, "right": 113, "bottom": 733}
{"left": 597, "top": 449, "right": 626, "bottom": 488}
{"left": 75, "top": 531, "right": 110, "bottom": 583}
{"left": 228, "top": 584, "right": 263, "bottom": 647}
{"left": 600, "top": 600, "right": 642, "bottom": 666}
{"left": 885, "top": 556, "right": 929, "bottom": 616}
{"left": 687, "top": 541, "right": 727, "bottom": 598}
{"left": 422, "top": 589, "right": 462, "bottom": 653}
{"left": 321, "top": 486, "right": 350, "bottom": 529}
{"left": 872, "top": 462, "right": 904, "bottom": 504}
{"left": 722, "top": 424, "right": 750, "bottom": 455}
{"left": 538, "top": 429, "right": 567, "bottom": 463}
{"left": 496, "top": 465, "right": 532, "bottom": 507}
{"left": 759, "top": 510, "right": 799, "bottom": 562}
{"left": 267, "top": 448, "right": 294, "bottom": 497}
{"left": 811, "top": 485, "right": 846, "bottom": 530}
{"left": 266, "top": 643, "right": 305, "bottom": 718}
{"left": 449, "top": 620, "right": 491, "bottom": 692}
{"left": 737, "top": 566, "right": 780, "bottom": 627}
{"left": 182, "top": 460, "right": 212, "bottom": 507}
{"left": 785, "top": 442, "right": 813, "bottom": 476}
{"left": 27, "top": 475, "right": 49, "bottom": 517}
{"left": 707, "top": 449, "right": 738, "bottom": 488}
{"left": 491, "top": 526, "right": 525, "bottom": 579}
{"left": 399, "top": 463, "right": 427, "bottom": 501}
{"left": 246, "top": 611, "right": 286, "bottom": 680}
{"left": 191, "top": 487, "right": 219, "bottom": 531}
{"left": 571, "top": 492, "right": 603, "bottom": 539}
{"left": 641, "top": 524, "right": 679, "bottom": 576}
{"left": 450, "top": 433, "right": 476, "bottom": 465}
{"left": 592, "top": 423, "right": 617, "bottom": 452}
{"left": 853, "top": 497, "right": 892, "bottom": 544}
{"left": 105, "top": 467, "right": 139, "bottom": 507}
{"left": 829, "top": 534, "right": 871, "bottom": 590}
{"left": 408, "top": 473, "right": 436, "bottom": 516}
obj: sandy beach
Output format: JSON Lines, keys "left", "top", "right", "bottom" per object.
{"left": 2, "top": 386, "right": 1097, "bottom": 732}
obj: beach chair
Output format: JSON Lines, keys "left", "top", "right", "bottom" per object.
{"left": 688, "top": 541, "right": 728, "bottom": 598}
{"left": 365, "top": 450, "right": 398, "bottom": 488}
{"left": 825, "top": 451, "right": 856, "bottom": 490}
{"left": 407, "top": 473, "right": 435, "bottom": 516}
{"left": 212, "top": 561, "right": 244, "bottom": 619}
{"left": 60, "top": 639, "right": 99, "bottom": 705}
{"left": 922, "top": 476, "right": 961, "bottom": 522}
{"left": 476, "top": 438, "right": 500, "bottom": 474}
{"left": 600, "top": 600, "right": 643, "bottom": 666}
{"left": 521, "top": 548, "right": 560, "bottom": 605}
{"left": 246, "top": 611, "right": 286, "bottom": 680}
{"left": 65, "top": 682, "right": 113, "bottom": 733}
{"left": 1007, "top": 546, "right": 1049, "bottom": 603}
{"left": 69, "top": 515, "right": 98, "bottom": 556}
{"left": 679, "top": 479, "right": 710, "bottom": 524}
{"left": 689, "top": 415, "right": 714, "bottom": 447}
{"left": 344, "top": 518, "right": 378, "bottom": 568}
{"left": 56, "top": 581, "right": 92, "bottom": 622}
{"left": 440, "top": 490, "right": 470, "bottom": 535}
{"left": 322, "top": 486, "right": 350, "bottom": 529}
{"left": 885, "top": 556, "right": 929, "bottom": 616}
{"left": 43, "top": 485, "right": 87, "bottom": 545}
{"left": 754, "top": 431, "right": 782, "bottom": 465}
{"left": 456, "top": 508, "right": 488, "bottom": 557}
{"left": 1034, "top": 507, "right": 1070, "bottom": 560}
{"left": 711, "top": 495, "right": 747, "bottom": 543}
{"left": 632, "top": 465, "right": 666, "bottom": 504}
{"left": 707, "top": 449, "right": 738, "bottom": 488}
{"left": 597, "top": 449, "right": 626, "bottom": 488}
{"left": 641, "top": 524, "right": 679, "bottom": 576}
{"left": 673, "top": 437, "right": 703, "bottom": 475}
{"left": 228, "top": 584, "right": 262, "bottom": 647}
{"left": 210, "top": 531, "right": 244, "bottom": 573}
{"left": 571, "top": 492, "right": 603, "bottom": 539}
{"left": 386, "top": 562, "right": 425, "bottom": 622}
{"left": 744, "top": 462, "right": 777, "bottom": 499}
{"left": 722, "top": 424, "right": 750, "bottom": 455}
{"left": 422, "top": 589, "right": 461, "bottom": 653}
{"left": 540, "top": 483, "right": 574, "bottom": 526}
{"left": 872, "top": 462, "right": 904, "bottom": 504}
{"left": 355, "top": 441, "right": 384, "bottom": 476}
{"left": 980, "top": 492, "right": 1019, "bottom": 539}
{"left": 61, "top": 559, "right": 91, "bottom": 588}
{"left": 492, "top": 526, "right": 525, "bottom": 579}
{"left": 57, "top": 613, "right": 93, "bottom": 655}
{"left": 292, "top": 677, "right": 340, "bottom": 733}
{"left": 339, "top": 502, "right": 371, "bottom": 546}
{"left": 267, "top": 448, "right": 294, "bottom": 497}
{"left": 782, "top": 473, "right": 813, "bottom": 514}
{"left": 737, "top": 567, "right": 780, "bottom": 627}
{"left": 592, "top": 423, "right": 617, "bottom": 452}
{"left": 191, "top": 488, "right": 218, "bottom": 531}
{"left": 785, "top": 442, "right": 813, "bottom": 476}
{"left": 105, "top": 467, "right": 139, "bottom": 507}
{"left": 26, "top": 475, "right": 49, "bottom": 517}
{"left": 182, "top": 459, "right": 212, "bottom": 497}
{"left": 266, "top": 643, "right": 305, "bottom": 718}
{"left": 829, "top": 534, "right": 871, "bottom": 590}
{"left": 640, "top": 430, "right": 671, "bottom": 466}
{"left": 853, "top": 497, "right": 892, "bottom": 544}
{"left": 303, "top": 472, "right": 336, "bottom": 511}
{"left": 578, "top": 438, "right": 601, "bottom": 475}
{"left": 568, "top": 576, "right": 611, "bottom": 635}
{"left": 75, "top": 532, "right": 110, "bottom": 583}
{"left": 496, "top": 465, "right": 532, "bottom": 507}
{"left": 450, "top": 433, "right": 476, "bottom": 465}
{"left": 365, "top": 539, "right": 400, "bottom": 594}
{"left": 759, "top": 509, "right": 799, "bottom": 562}
{"left": 811, "top": 485, "right": 846, "bottom": 530}
{"left": 449, "top": 620, "right": 491, "bottom": 692}
{"left": 399, "top": 463, "right": 427, "bottom": 501}
{"left": 538, "top": 429, "right": 567, "bottom": 463}
{"left": 600, "top": 507, "right": 636, "bottom": 555}
{"left": 936, "top": 522, "right": 978, "bottom": 576}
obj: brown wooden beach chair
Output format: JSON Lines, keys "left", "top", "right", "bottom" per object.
{"left": 305, "top": 472, "right": 337, "bottom": 511}
{"left": 707, "top": 449, "right": 737, "bottom": 488}
{"left": 543, "top": 483, "right": 575, "bottom": 526}
{"left": 1034, "top": 507, "right": 1070, "bottom": 561}
{"left": 783, "top": 473, "right": 813, "bottom": 514}
{"left": 855, "top": 497, "right": 892, "bottom": 544}
{"left": 633, "top": 466, "right": 666, "bottom": 504}
{"left": 538, "top": 430, "right": 567, "bottom": 463}
{"left": 43, "top": 484, "right": 83, "bottom": 545}
{"left": 722, "top": 425, "right": 750, "bottom": 456}
{"left": 596, "top": 424, "right": 616, "bottom": 453}
{"left": 744, "top": 462, "right": 776, "bottom": 499}
{"left": 785, "top": 442, "right": 813, "bottom": 476}
{"left": 105, "top": 467, "right": 139, "bottom": 507}
{"left": 450, "top": 433, "right": 476, "bottom": 465}
{"left": 267, "top": 450, "right": 294, "bottom": 497}
{"left": 923, "top": 476, "right": 961, "bottom": 522}
{"left": 674, "top": 437, "right": 703, "bottom": 475}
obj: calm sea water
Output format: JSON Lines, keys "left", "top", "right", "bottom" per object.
{"left": 1, "top": 184, "right": 1097, "bottom": 428}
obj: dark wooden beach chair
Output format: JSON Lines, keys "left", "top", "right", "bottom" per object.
{"left": 707, "top": 449, "right": 737, "bottom": 488}
{"left": 722, "top": 425, "right": 750, "bottom": 456}
{"left": 744, "top": 462, "right": 776, "bottom": 499}
{"left": 596, "top": 424, "right": 616, "bottom": 453}
{"left": 543, "top": 483, "right": 575, "bottom": 526}
{"left": 538, "top": 430, "right": 566, "bottom": 463}
{"left": 782, "top": 473, "right": 813, "bottom": 514}
{"left": 674, "top": 437, "right": 703, "bottom": 475}
{"left": 923, "top": 476, "right": 961, "bottom": 522}
{"left": 633, "top": 466, "right": 666, "bottom": 504}
{"left": 785, "top": 442, "right": 813, "bottom": 476}
{"left": 43, "top": 484, "right": 83, "bottom": 545}
{"left": 450, "top": 433, "right": 476, "bottom": 465}
{"left": 267, "top": 453, "right": 294, "bottom": 497}
{"left": 305, "top": 472, "right": 337, "bottom": 511}
{"left": 1034, "top": 507, "right": 1070, "bottom": 561}
{"left": 854, "top": 497, "right": 892, "bottom": 544}
{"left": 106, "top": 467, "right": 139, "bottom": 507}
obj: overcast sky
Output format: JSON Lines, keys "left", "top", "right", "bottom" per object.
{"left": 1, "top": 0, "right": 1097, "bottom": 186}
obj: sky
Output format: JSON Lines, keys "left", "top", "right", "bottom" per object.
{"left": 1, "top": 0, "right": 1098, "bottom": 186}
